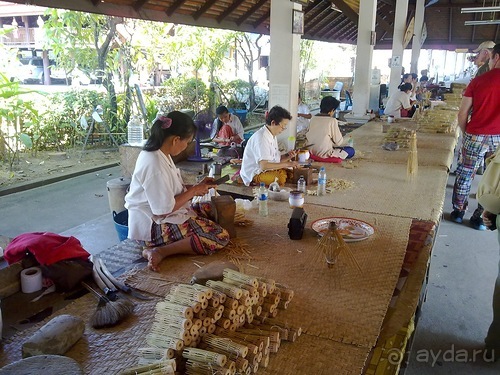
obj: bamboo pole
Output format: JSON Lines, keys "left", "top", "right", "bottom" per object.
{"left": 182, "top": 348, "right": 227, "bottom": 367}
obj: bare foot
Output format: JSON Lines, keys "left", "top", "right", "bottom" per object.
{"left": 142, "top": 248, "right": 163, "bottom": 272}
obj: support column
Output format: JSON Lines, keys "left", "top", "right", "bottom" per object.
{"left": 269, "top": 0, "right": 301, "bottom": 149}
{"left": 410, "top": 0, "right": 425, "bottom": 74}
{"left": 388, "top": 0, "right": 409, "bottom": 97}
{"left": 349, "top": 0, "right": 377, "bottom": 120}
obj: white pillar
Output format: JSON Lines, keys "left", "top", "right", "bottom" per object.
{"left": 351, "top": 0, "right": 377, "bottom": 117}
{"left": 410, "top": 0, "right": 425, "bottom": 74}
{"left": 388, "top": 0, "right": 409, "bottom": 96}
{"left": 269, "top": 0, "right": 301, "bottom": 149}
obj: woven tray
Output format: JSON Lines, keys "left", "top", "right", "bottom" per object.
{"left": 348, "top": 120, "right": 456, "bottom": 169}
{"left": 125, "top": 205, "right": 411, "bottom": 348}
{"left": 0, "top": 294, "right": 160, "bottom": 374}
{"left": 307, "top": 162, "right": 447, "bottom": 224}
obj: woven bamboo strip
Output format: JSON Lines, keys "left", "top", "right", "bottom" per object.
{"left": 261, "top": 302, "right": 276, "bottom": 314}
{"left": 202, "top": 334, "right": 249, "bottom": 358}
{"left": 192, "top": 318, "right": 203, "bottom": 330}
{"left": 264, "top": 293, "right": 280, "bottom": 305}
{"left": 182, "top": 348, "right": 227, "bottom": 367}
{"left": 223, "top": 297, "right": 239, "bottom": 310}
{"left": 145, "top": 334, "right": 184, "bottom": 351}
{"left": 222, "top": 278, "right": 259, "bottom": 297}
{"left": 195, "top": 309, "right": 207, "bottom": 320}
{"left": 190, "top": 283, "right": 214, "bottom": 299}
{"left": 274, "top": 283, "right": 294, "bottom": 301}
{"left": 209, "top": 296, "right": 220, "bottom": 307}
{"left": 153, "top": 314, "right": 192, "bottom": 330}
{"left": 156, "top": 301, "right": 194, "bottom": 320}
{"left": 222, "top": 269, "right": 259, "bottom": 288}
{"left": 213, "top": 327, "right": 268, "bottom": 350}
{"left": 238, "top": 296, "right": 252, "bottom": 307}
{"left": 222, "top": 308, "right": 237, "bottom": 320}
{"left": 171, "top": 284, "right": 207, "bottom": 302}
{"left": 263, "top": 317, "right": 302, "bottom": 337}
{"left": 216, "top": 318, "right": 231, "bottom": 329}
{"left": 203, "top": 317, "right": 212, "bottom": 327}
{"left": 185, "top": 360, "right": 230, "bottom": 375}
{"left": 225, "top": 360, "right": 237, "bottom": 373}
{"left": 238, "top": 328, "right": 279, "bottom": 343}
{"left": 164, "top": 295, "right": 201, "bottom": 314}
{"left": 206, "top": 280, "right": 243, "bottom": 299}
{"left": 150, "top": 322, "right": 190, "bottom": 341}
{"left": 119, "top": 359, "right": 176, "bottom": 375}
{"left": 211, "top": 290, "right": 227, "bottom": 304}
{"left": 138, "top": 347, "right": 176, "bottom": 361}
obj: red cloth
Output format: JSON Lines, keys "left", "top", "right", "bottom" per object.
{"left": 463, "top": 69, "right": 500, "bottom": 135}
{"left": 309, "top": 153, "right": 343, "bottom": 163}
{"left": 4, "top": 232, "right": 90, "bottom": 265}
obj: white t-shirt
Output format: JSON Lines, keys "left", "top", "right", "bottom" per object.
{"left": 125, "top": 150, "right": 193, "bottom": 241}
{"left": 384, "top": 91, "right": 411, "bottom": 118}
{"left": 306, "top": 115, "right": 348, "bottom": 159}
{"left": 297, "top": 103, "right": 311, "bottom": 133}
{"left": 240, "top": 126, "right": 281, "bottom": 186}
{"left": 212, "top": 113, "right": 244, "bottom": 140}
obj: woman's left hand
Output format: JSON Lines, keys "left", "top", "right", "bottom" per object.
{"left": 288, "top": 149, "right": 298, "bottom": 160}
{"left": 191, "top": 178, "right": 216, "bottom": 196}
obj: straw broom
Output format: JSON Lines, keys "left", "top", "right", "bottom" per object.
{"left": 82, "top": 282, "right": 134, "bottom": 328}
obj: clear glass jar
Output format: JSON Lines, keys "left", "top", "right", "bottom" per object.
{"left": 289, "top": 190, "right": 304, "bottom": 208}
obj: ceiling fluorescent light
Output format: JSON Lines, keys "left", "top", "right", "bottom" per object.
{"left": 461, "top": 6, "right": 500, "bottom": 13}
{"left": 464, "top": 19, "right": 500, "bottom": 26}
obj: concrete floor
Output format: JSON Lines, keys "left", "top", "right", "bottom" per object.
{"left": 1, "top": 161, "right": 500, "bottom": 374}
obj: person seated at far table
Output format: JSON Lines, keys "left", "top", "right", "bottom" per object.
{"left": 212, "top": 105, "right": 244, "bottom": 146}
{"left": 384, "top": 82, "right": 413, "bottom": 118}
{"left": 125, "top": 112, "right": 230, "bottom": 272}
{"left": 240, "top": 105, "right": 299, "bottom": 186}
{"left": 306, "top": 96, "right": 355, "bottom": 160}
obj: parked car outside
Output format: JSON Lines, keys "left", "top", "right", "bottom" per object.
{"left": 14, "top": 57, "right": 72, "bottom": 84}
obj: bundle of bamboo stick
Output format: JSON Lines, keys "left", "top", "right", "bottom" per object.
{"left": 121, "top": 269, "right": 301, "bottom": 374}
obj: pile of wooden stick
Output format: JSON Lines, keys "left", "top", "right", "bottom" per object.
{"left": 119, "top": 269, "right": 301, "bottom": 375}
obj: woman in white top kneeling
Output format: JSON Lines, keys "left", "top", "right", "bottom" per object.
{"left": 240, "top": 106, "right": 299, "bottom": 186}
{"left": 125, "top": 112, "right": 230, "bottom": 272}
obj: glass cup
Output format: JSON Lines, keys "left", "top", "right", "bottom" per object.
{"left": 289, "top": 190, "right": 304, "bottom": 208}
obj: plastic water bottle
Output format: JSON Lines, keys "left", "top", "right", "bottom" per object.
{"left": 258, "top": 182, "right": 268, "bottom": 217}
{"left": 127, "top": 115, "right": 144, "bottom": 146}
{"left": 347, "top": 135, "right": 354, "bottom": 148}
{"left": 317, "top": 167, "right": 327, "bottom": 196}
{"left": 297, "top": 175, "right": 306, "bottom": 193}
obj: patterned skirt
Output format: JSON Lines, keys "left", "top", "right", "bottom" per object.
{"left": 145, "top": 202, "right": 229, "bottom": 255}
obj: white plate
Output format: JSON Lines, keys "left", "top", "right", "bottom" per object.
{"left": 311, "top": 217, "right": 375, "bottom": 242}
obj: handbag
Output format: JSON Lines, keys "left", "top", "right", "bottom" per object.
{"left": 477, "top": 148, "right": 500, "bottom": 215}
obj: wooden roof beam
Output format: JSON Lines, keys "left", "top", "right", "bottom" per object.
{"left": 376, "top": 12, "right": 393, "bottom": 34}
{"left": 322, "top": 18, "right": 348, "bottom": 39}
{"left": 330, "top": 0, "right": 358, "bottom": 26}
{"left": 323, "top": 17, "right": 349, "bottom": 39}
{"left": 253, "top": 11, "right": 269, "bottom": 28}
{"left": 306, "top": 4, "right": 333, "bottom": 30}
{"left": 217, "top": 0, "right": 246, "bottom": 23}
{"left": 329, "top": 18, "right": 353, "bottom": 39}
{"left": 166, "top": 0, "right": 186, "bottom": 17}
{"left": 236, "top": 0, "right": 267, "bottom": 26}
{"left": 313, "top": 13, "right": 343, "bottom": 38}
{"left": 193, "top": 0, "right": 217, "bottom": 20}
{"left": 91, "top": 0, "right": 99, "bottom": 6}
{"left": 132, "top": 0, "right": 148, "bottom": 12}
